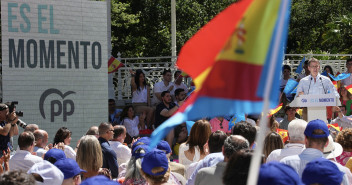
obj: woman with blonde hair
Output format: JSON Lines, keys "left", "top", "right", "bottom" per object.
{"left": 76, "top": 135, "right": 103, "bottom": 180}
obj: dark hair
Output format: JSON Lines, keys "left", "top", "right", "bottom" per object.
{"left": 108, "top": 99, "right": 115, "bottom": 104}
{"left": 18, "top": 132, "right": 35, "bottom": 150}
{"left": 53, "top": 127, "right": 71, "bottom": 145}
{"left": 174, "top": 88, "right": 185, "bottom": 97}
{"left": 263, "top": 132, "right": 284, "bottom": 158}
{"left": 113, "top": 125, "right": 126, "bottom": 139}
{"left": 161, "top": 91, "right": 170, "bottom": 98}
{"left": 0, "top": 170, "right": 36, "bottom": 185}
{"left": 86, "top": 126, "right": 99, "bottom": 136}
{"left": 174, "top": 70, "right": 181, "bottom": 78}
{"left": 336, "top": 128, "right": 352, "bottom": 149}
{"left": 306, "top": 129, "right": 328, "bottom": 149}
{"left": 223, "top": 135, "right": 249, "bottom": 159}
{"left": 98, "top": 122, "right": 112, "bottom": 136}
{"left": 162, "top": 69, "right": 172, "bottom": 76}
{"left": 346, "top": 58, "right": 352, "bottom": 65}
{"left": 232, "top": 121, "right": 257, "bottom": 146}
{"left": 186, "top": 120, "right": 212, "bottom": 155}
{"left": 282, "top": 65, "right": 291, "bottom": 72}
{"left": 323, "top": 65, "right": 334, "bottom": 76}
{"left": 135, "top": 69, "right": 148, "bottom": 91}
{"left": 120, "top": 105, "right": 135, "bottom": 120}
{"left": 222, "top": 150, "right": 264, "bottom": 185}
{"left": 208, "top": 130, "right": 227, "bottom": 153}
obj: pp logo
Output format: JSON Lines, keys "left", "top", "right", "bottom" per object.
{"left": 301, "top": 99, "right": 307, "bottom": 103}
{"left": 39, "top": 89, "right": 76, "bottom": 122}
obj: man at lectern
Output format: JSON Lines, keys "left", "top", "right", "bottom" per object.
{"left": 296, "top": 58, "right": 339, "bottom": 98}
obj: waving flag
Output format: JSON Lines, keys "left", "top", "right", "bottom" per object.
{"left": 329, "top": 73, "right": 350, "bottom": 81}
{"left": 108, "top": 56, "right": 124, "bottom": 73}
{"left": 346, "top": 84, "right": 352, "bottom": 94}
{"left": 283, "top": 79, "right": 298, "bottom": 95}
{"left": 149, "top": 0, "right": 291, "bottom": 148}
{"left": 228, "top": 114, "right": 246, "bottom": 131}
{"left": 268, "top": 103, "right": 283, "bottom": 116}
{"left": 295, "top": 57, "right": 305, "bottom": 74}
{"left": 277, "top": 128, "right": 289, "bottom": 143}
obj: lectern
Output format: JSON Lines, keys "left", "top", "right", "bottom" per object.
{"left": 290, "top": 94, "right": 341, "bottom": 123}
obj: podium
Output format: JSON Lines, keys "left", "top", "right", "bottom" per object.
{"left": 290, "top": 94, "right": 341, "bottom": 122}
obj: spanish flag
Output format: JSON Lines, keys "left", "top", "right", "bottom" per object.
{"left": 328, "top": 123, "right": 341, "bottom": 132}
{"left": 150, "top": 0, "right": 291, "bottom": 147}
{"left": 277, "top": 128, "right": 289, "bottom": 143}
{"left": 268, "top": 103, "right": 283, "bottom": 116}
{"left": 108, "top": 56, "right": 124, "bottom": 74}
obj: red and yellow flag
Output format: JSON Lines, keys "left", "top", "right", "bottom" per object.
{"left": 328, "top": 123, "right": 341, "bottom": 132}
{"left": 268, "top": 103, "right": 283, "bottom": 116}
{"left": 108, "top": 56, "right": 124, "bottom": 74}
{"left": 277, "top": 128, "right": 289, "bottom": 143}
{"left": 346, "top": 84, "right": 352, "bottom": 94}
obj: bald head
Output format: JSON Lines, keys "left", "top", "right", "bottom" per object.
{"left": 24, "top": 124, "right": 39, "bottom": 133}
{"left": 33, "top": 129, "right": 48, "bottom": 148}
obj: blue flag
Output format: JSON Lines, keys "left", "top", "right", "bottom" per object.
{"left": 228, "top": 114, "right": 246, "bottom": 131}
{"left": 185, "top": 121, "right": 195, "bottom": 135}
{"left": 290, "top": 87, "right": 297, "bottom": 94}
{"left": 328, "top": 73, "right": 350, "bottom": 81}
{"left": 295, "top": 57, "right": 305, "bottom": 74}
{"left": 283, "top": 79, "right": 298, "bottom": 95}
{"left": 321, "top": 70, "right": 328, "bottom": 77}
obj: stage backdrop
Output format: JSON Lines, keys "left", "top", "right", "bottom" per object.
{"left": 1, "top": 0, "right": 108, "bottom": 147}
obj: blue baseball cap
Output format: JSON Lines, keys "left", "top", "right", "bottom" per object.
{"left": 54, "top": 158, "right": 86, "bottom": 179}
{"left": 80, "top": 175, "right": 120, "bottom": 185}
{"left": 141, "top": 149, "right": 169, "bottom": 176}
{"left": 304, "top": 119, "right": 329, "bottom": 138}
{"left": 157, "top": 140, "right": 171, "bottom": 154}
{"left": 44, "top": 148, "right": 66, "bottom": 163}
{"left": 302, "top": 158, "right": 344, "bottom": 185}
{"left": 132, "top": 144, "right": 149, "bottom": 159}
{"left": 132, "top": 137, "right": 150, "bottom": 150}
{"left": 258, "top": 162, "right": 303, "bottom": 185}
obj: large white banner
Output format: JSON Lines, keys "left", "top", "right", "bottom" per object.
{"left": 1, "top": 0, "right": 108, "bottom": 146}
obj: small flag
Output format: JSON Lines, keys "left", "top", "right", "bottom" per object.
{"left": 328, "top": 123, "right": 341, "bottom": 132}
{"left": 283, "top": 79, "right": 298, "bottom": 95}
{"left": 296, "top": 108, "right": 303, "bottom": 117}
{"left": 228, "top": 114, "right": 246, "bottom": 131}
{"left": 328, "top": 73, "right": 350, "bottom": 81}
{"left": 332, "top": 81, "right": 338, "bottom": 90}
{"left": 346, "top": 84, "right": 352, "bottom": 94}
{"left": 277, "top": 128, "right": 289, "bottom": 143}
{"left": 108, "top": 56, "right": 124, "bottom": 74}
{"left": 295, "top": 57, "right": 305, "bottom": 74}
{"left": 268, "top": 103, "right": 283, "bottom": 116}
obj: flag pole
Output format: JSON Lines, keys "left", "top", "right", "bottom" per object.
{"left": 246, "top": 0, "right": 290, "bottom": 184}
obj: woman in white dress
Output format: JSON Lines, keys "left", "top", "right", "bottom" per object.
{"left": 179, "top": 119, "right": 211, "bottom": 178}
{"left": 120, "top": 105, "right": 146, "bottom": 140}
{"left": 53, "top": 127, "right": 76, "bottom": 160}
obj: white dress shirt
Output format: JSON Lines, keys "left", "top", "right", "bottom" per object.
{"left": 9, "top": 150, "right": 43, "bottom": 172}
{"left": 295, "top": 74, "right": 339, "bottom": 98}
{"left": 266, "top": 143, "right": 305, "bottom": 162}
{"left": 108, "top": 141, "right": 131, "bottom": 168}
{"left": 64, "top": 145, "right": 76, "bottom": 161}
{"left": 123, "top": 116, "right": 140, "bottom": 137}
{"left": 34, "top": 146, "right": 47, "bottom": 158}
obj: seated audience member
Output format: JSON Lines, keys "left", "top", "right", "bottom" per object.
{"left": 122, "top": 144, "right": 149, "bottom": 185}
{"left": 257, "top": 162, "right": 303, "bottom": 185}
{"left": 54, "top": 158, "right": 86, "bottom": 185}
{"left": 194, "top": 135, "right": 249, "bottom": 185}
{"left": 80, "top": 175, "right": 120, "bottom": 185}
{"left": 86, "top": 126, "right": 99, "bottom": 138}
{"left": 109, "top": 125, "right": 131, "bottom": 170}
{"left": 171, "top": 71, "right": 188, "bottom": 97}
{"left": 33, "top": 129, "right": 49, "bottom": 158}
{"left": 173, "top": 123, "right": 188, "bottom": 156}
{"left": 231, "top": 121, "right": 257, "bottom": 148}
{"left": 280, "top": 119, "right": 350, "bottom": 185}
{"left": 0, "top": 170, "right": 36, "bottom": 185}
{"left": 140, "top": 149, "right": 172, "bottom": 185}
{"left": 76, "top": 135, "right": 103, "bottom": 180}
{"left": 187, "top": 130, "right": 227, "bottom": 185}
{"left": 223, "top": 150, "right": 264, "bottom": 185}
{"left": 302, "top": 158, "right": 344, "bottom": 185}
{"left": 279, "top": 106, "right": 297, "bottom": 130}
{"left": 336, "top": 128, "right": 352, "bottom": 165}
{"left": 109, "top": 99, "right": 122, "bottom": 126}
{"left": 179, "top": 120, "right": 211, "bottom": 178}
{"left": 44, "top": 148, "right": 66, "bottom": 164}
{"left": 53, "top": 127, "right": 76, "bottom": 160}
{"left": 24, "top": 124, "right": 39, "bottom": 133}
{"left": 263, "top": 132, "right": 284, "bottom": 159}
{"left": 174, "top": 88, "right": 186, "bottom": 107}
{"left": 9, "top": 132, "right": 43, "bottom": 171}
{"left": 209, "top": 116, "right": 229, "bottom": 133}
{"left": 267, "top": 119, "right": 307, "bottom": 162}
{"left": 27, "top": 160, "right": 64, "bottom": 185}
{"left": 152, "top": 69, "right": 174, "bottom": 106}
{"left": 130, "top": 69, "right": 154, "bottom": 128}
{"left": 98, "top": 122, "right": 119, "bottom": 179}
{"left": 157, "top": 140, "right": 186, "bottom": 183}
{"left": 121, "top": 106, "right": 146, "bottom": 140}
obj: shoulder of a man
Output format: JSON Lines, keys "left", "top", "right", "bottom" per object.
{"left": 280, "top": 154, "right": 300, "bottom": 164}
{"left": 266, "top": 149, "right": 282, "bottom": 162}
{"left": 153, "top": 82, "right": 163, "bottom": 92}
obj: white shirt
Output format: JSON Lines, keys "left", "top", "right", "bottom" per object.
{"left": 295, "top": 74, "right": 339, "bottom": 98}
{"left": 9, "top": 150, "right": 43, "bottom": 172}
{"left": 64, "top": 145, "right": 76, "bottom": 161}
{"left": 109, "top": 141, "right": 131, "bottom": 172}
{"left": 171, "top": 82, "right": 188, "bottom": 96}
{"left": 123, "top": 116, "right": 140, "bottom": 137}
{"left": 341, "top": 71, "right": 352, "bottom": 86}
{"left": 34, "top": 146, "right": 47, "bottom": 158}
{"left": 132, "top": 87, "right": 148, "bottom": 103}
{"left": 152, "top": 81, "right": 174, "bottom": 105}
{"left": 266, "top": 143, "right": 305, "bottom": 162}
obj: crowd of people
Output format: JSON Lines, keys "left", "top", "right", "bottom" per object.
{"left": 1, "top": 58, "right": 352, "bottom": 184}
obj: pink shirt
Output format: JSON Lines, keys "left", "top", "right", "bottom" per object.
{"left": 209, "top": 118, "right": 229, "bottom": 133}
{"left": 336, "top": 151, "right": 352, "bottom": 166}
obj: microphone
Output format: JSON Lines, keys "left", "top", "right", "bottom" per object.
{"left": 307, "top": 77, "right": 312, "bottom": 94}
{"left": 320, "top": 77, "right": 327, "bottom": 94}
